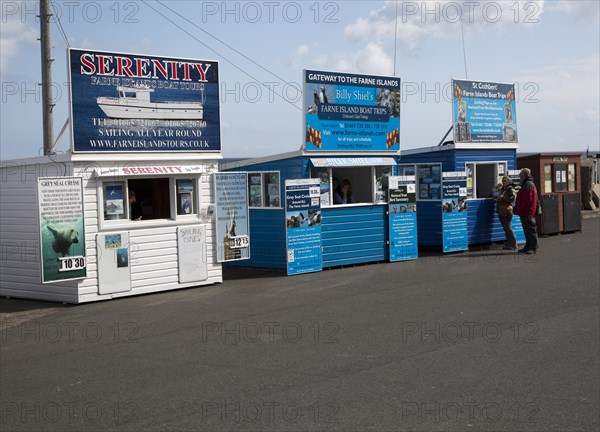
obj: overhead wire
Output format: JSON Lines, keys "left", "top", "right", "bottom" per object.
{"left": 50, "top": 1, "right": 70, "bottom": 47}
{"left": 155, "top": 0, "right": 293, "bottom": 87}
{"left": 141, "top": 0, "right": 302, "bottom": 111}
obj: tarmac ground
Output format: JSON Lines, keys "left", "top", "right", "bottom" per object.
{"left": 1, "top": 218, "right": 599, "bottom": 431}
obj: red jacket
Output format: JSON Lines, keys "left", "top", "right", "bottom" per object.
{"left": 513, "top": 177, "right": 538, "bottom": 217}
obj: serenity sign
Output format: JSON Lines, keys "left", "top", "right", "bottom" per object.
{"left": 68, "top": 48, "right": 221, "bottom": 153}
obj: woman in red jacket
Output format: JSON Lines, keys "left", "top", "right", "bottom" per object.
{"left": 513, "top": 168, "right": 539, "bottom": 254}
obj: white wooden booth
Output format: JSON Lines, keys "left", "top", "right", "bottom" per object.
{"left": 0, "top": 153, "right": 222, "bottom": 303}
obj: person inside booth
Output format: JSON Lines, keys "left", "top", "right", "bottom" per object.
{"left": 129, "top": 190, "right": 143, "bottom": 221}
{"left": 333, "top": 179, "right": 354, "bottom": 204}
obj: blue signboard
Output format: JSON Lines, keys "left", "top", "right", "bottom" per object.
{"left": 452, "top": 79, "right": 517, "bottom": 144}
{"left": 214, "top": 173, "right": 250, "bottom": 262}
{"left": 285, "top": 179, "right": 322, "bottom": 275}
{"left": 304, "top": 70, "right": 400, "bottom": 152}
{"left": 68, "top": 48, "right": 220, "bottom": 153}
{"left": 442, "top": 172, "right": 468, "bottom": 253}
{"left": 388, "top": 176, "right": 418, "bottom": 261}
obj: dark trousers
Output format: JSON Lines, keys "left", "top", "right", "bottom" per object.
{"left": 500, "top": 216, "right": 517, "bottom": 247}
{"left": 519, "top": 216, "right": 539, "bottom": 250}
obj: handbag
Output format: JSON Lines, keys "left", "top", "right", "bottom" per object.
{"left": 498, "top": 202, "right": 513, "bottom": 218}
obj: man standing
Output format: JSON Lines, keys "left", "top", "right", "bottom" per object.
{"left": 513, "top": 168, "right": 539, "bottom": 254}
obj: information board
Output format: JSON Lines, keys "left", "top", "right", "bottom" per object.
{"left": 97, "top": 232, "right": 132, "bottom": 295}
{"left": 304, "top": 70, "right": 400, "bottom": 152}
{"left": 37, "top": 177, "right": 87, "bottom": 283}
{"left": 442, "top": 172, "right": 468, "bottom": 253}
{"left": 508, "top": 169, "right": 526, "bottom": 244}
{"left": 285, "top": 179, "right": 322, "bottom": 275}
{"left": 388, "top": 176, "right": 418, "bottom": 261}
{"left": 452, "top": 79, "right": 517, "bottom": 144}
{"left": 69, "top": 48, "right": 220, "bottom": 153}
{"left": 214, "top": 173, "right": 250, "bottom": 262}
{"left": 177, "top": 225, "right": 208, "bottom": 283}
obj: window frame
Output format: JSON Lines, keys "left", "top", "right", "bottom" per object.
{"left": 310, "top": 166, "right": 394, "bottom": 207}
{"left": 463, "top": 161, "right": 507, "bottom": 200}
{"left": 98, "top": 175, "right": 202, "bottom": 231}
{"left": 247, "top": 171, "right": 282, "bottom": 209}
{"left": 416, "top": 163, "right": 442, "bottom": 201}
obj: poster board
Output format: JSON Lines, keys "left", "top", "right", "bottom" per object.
{"left": 304, "top": 69, "right": 400, "bottom": 152}
{"left": 68, "top": 48, "right": 220, "bottom": 153}
{"left": 214, "top": 173, "right": 250, "bottom": 262}
{"left": 37, "top": 177, "right": 87, "bottom": 283}
{"left": 177, "top": 225, "right": 208, "bottom": 283}
{"left": 388, "top": 176, "right": 418, "bottom": 261}
{"left": 452, "top": 79, "right": 517, "bottom": 144}
{"left": 508, "top": 169, "right": 526, "bottom": 244}
{"left": 285, "top": 179, "right": 322, "bottom": 275}
{"left": 96, "top": 232, "right": 132, "bottom": 295}
{"left": 442, "top": 172, "right": 468, "bottom": 253}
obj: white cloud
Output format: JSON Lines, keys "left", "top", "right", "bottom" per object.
{"left": 289, "top": 44, "right": 309, "bottom": 69}
{"left": 344, "top": 1, "right": 547, "bottom": 53}
{"left": 0, "top": 17, "right": 37, "bottom": 75}
{"left": 549, "top": 0, "right": 600, "bottom": 23}
{"left": 335, "top": 42, "right": 395, "bottom": 75}
{"left": 515, "top": 54, "right": 600, "bottom": 148}
{"left": 289, "top": 44, "right": 326, "bottom": 69}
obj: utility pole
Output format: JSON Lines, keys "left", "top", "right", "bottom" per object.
{"left": 40, "top": 0, "right": 54, "bottom": 155}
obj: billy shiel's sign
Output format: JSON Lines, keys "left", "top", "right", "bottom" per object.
{"left": 37, "top": 177, "right": 87, "bottom": 283}
{"left": 304, "top": 70, "right": 400, "bottom": 152}
{"left": 68, "top": 48, "right": 220, "bottom": 153}
{"left": 452, "top": 79, "right": 517, "bottom": 144}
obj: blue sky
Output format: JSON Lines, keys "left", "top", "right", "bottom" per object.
{"left": 1, "top": 0, "right": 599, "bottom": 160}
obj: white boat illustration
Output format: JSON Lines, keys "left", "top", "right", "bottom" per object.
{"left": 96, "top": 84, "right": 205, "bottom": 120}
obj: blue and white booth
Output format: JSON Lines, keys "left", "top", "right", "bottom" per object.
{"left": 222, "top": 152, "right": 408, "bottom": 272}
{"left": 222, "top": 70, "right": 418, "bottom": 274}
{"left": 398, "top": 78, "right": 525, "bottom": 251}
{"left": 399, "top": 143, "right": 525, "bottom": 251}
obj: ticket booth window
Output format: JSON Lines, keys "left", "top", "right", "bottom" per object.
{"left": 128, "top": 178, "right": 171, "bottom": 220}
{"left": 555, "top": 164, "right": 567, "bottom": 192}
{"left": 331, "top": 167, "right": 372, "bottom": 204}
{"left": 544, "top": 164, "right": 553, "bottom": 193}
{"left": 465, "top": 162, "right": 506, "bottom": 199}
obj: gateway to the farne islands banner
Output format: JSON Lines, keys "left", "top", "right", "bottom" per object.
{"left": 68, "top": 48, "right": 220, "bottom": 152}
{"left": 304, "top": 70, "right": 400, "bottom": 152}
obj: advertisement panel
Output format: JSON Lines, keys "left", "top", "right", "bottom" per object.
{"left": 214, "top": 173, "right": 250, "bottom": 262}
{"left": 388, "top": 176, "right": 418, "bottom": 261}
{"left": 442, "top": 172, "right": 468, "bottom": 253}
{"left": 452, "top": 79, "right": 517, "bottom": 143}
{"left": 508, "top": 169, "right": 526, "bottom": 244}
{"left": 177, "top": 225, "right": 208, "bottom": 283}
{"left": 96, "top": 232, "right": 131, "bottom": 295}
{"left": 37, "top": 177, "right": 87, "bottom": 283}
{"left": 68, "top": 48, "right": 220, "bottom": 153}
{"left": 304, "top": 70, "right": 400, "bottom": 152}
{"left": 285, "top": 179, "right": 322, "bottom": 275}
